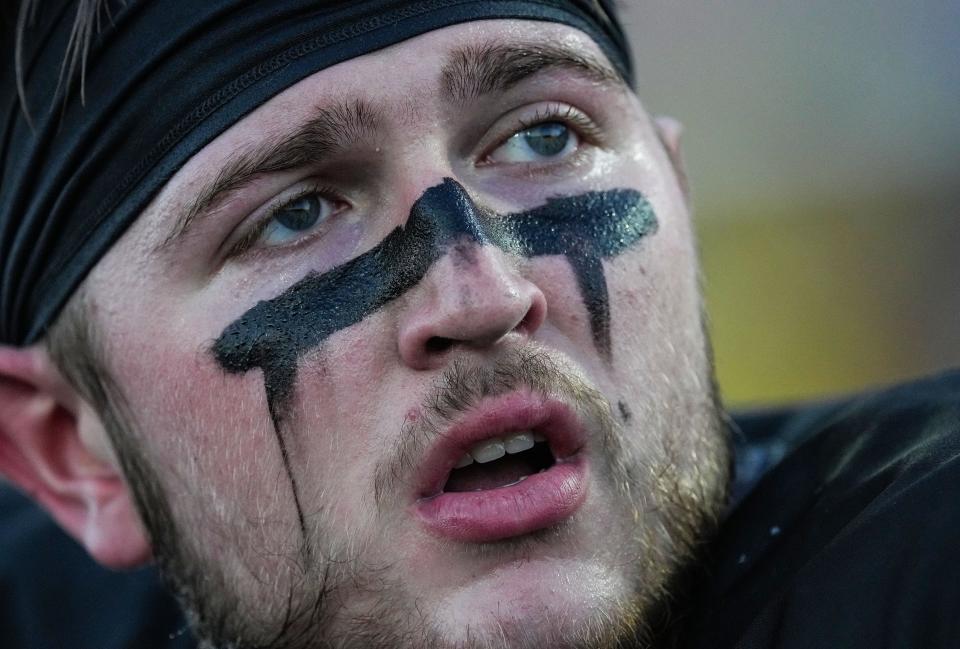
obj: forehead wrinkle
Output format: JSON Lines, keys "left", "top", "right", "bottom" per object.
{"left": 439, "top": 39, "right": 625, "bottom": 105}
{"left": 156, "top": 97, "right": 383, "bottom": 252}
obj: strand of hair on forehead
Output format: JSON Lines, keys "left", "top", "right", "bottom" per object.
{"left": 14, "top": 0, "right": 124, "bottom": 128}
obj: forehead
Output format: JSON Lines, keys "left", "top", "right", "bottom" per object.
{"left": 132, "top": 19, "right": 616, "bottom": 242}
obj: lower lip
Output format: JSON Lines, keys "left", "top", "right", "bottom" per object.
{"left": 414, "top": 457, "right": 588, "bottom": 543}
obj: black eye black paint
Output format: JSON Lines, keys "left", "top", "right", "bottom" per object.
{"left": 212, "top": 178, "right": 658, "bottom": 539}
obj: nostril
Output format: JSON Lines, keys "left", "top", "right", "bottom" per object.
{"left": 516, "top": 309, "right": 538, "bottom": 335}
{"left": 425, "top": 336, "right": 455, "bottom": 354}
{"left": 516, "top": 287, "right": 548, "bottom": 336}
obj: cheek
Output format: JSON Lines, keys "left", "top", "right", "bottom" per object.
{"left": 606, "top": 210, "right": 709, "bottom": 422}
{"left": 290, "top": 332, "right": 387, "bottom": 463}
{"left": 102, "top": 321, "right": 298, "bottom": 528}
{"left": 278, "top": 317, "right": 400, "bottom": 518}
{"left": 600, "top": 188, "right": 704, "bottom": 390}
{"left": 611, "top": 212, "right": 699, "bottom": 330}
{"left": 531, "top": 257, "right": 595, "bottom": 351}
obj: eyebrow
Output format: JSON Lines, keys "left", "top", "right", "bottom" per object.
{"left": 440, "top": 40, "right": 626, "bottom": 104}
{"left": 159, "top": 99, "right": 382, "bottom": 249}
{"left": 160, "top": 41, "right": 626, "bottom": 250}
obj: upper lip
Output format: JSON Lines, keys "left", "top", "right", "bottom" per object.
{"left": 414, "top": 390, "right": 588, "bottom": 499}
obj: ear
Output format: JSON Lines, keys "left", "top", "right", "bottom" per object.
{"left": 0, "top": 344, "right": 151, "bottom": 569}
{"left": 654, "top": 115, "right": 690, "bottom": 200}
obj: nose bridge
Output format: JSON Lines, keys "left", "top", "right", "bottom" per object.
{"left": 418, "top": 179, "right": 529, "bottom": 330}
{"left": 396, "top": 179, "right": 547, "bottom": 369}
{"left": 406, "top": 177, "right": 523, "bottom": 308}
{"left": 435, "top": 236, "right": 521, "bottom": 308}
{"left": 407, "top": 177, "right": 490, "bottom": 250}
{"left": 411, "top": 237, "right": 542, "bottom": 350}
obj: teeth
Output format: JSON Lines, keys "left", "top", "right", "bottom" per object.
{"left": 470, "top": 439, "right": 506, "bottom": 464}
{"left": 503, "top": 431, "right": 535, "bottom": 454}
{"left": 461, "top": 431, "right": 544, "bottom": 466}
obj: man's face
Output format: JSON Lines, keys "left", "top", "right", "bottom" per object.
{"left": 80, "top": 20, "right": 727, "bottom": 649}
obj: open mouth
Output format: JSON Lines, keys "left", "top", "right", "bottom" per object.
{"left": 413, "top": 393, "right": 589, "bottom": 543}
{"left": 443, "top": 432, "right": 555, "bottom": 493}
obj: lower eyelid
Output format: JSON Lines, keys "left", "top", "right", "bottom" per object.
{"left": 486, "top": 144, "right": 595, "bottom": 181}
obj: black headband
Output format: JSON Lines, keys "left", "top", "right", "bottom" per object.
{"left": 0, "top": 0, "right": 632, "bottom": 345}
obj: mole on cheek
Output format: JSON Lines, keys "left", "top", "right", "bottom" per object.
{"left": 618, "top": 400, "right": 633, "bottom": 423}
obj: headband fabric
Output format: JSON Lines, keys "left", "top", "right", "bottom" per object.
{"left": 0, "top": 0, "right": 632, "bottom": 345}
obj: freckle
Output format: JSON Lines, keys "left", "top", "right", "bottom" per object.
{"left": 618, "top": 400, "right": 632, "bottom": 423}
{"left": 405, "top": 408, "right": 420, "bottom": 423}
{"left": 566, "top": 311, "right": 585, "bottom": 328}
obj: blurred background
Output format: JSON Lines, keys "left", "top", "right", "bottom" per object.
{"left": 621, "top": 1, "right": 960, "bottom": 407}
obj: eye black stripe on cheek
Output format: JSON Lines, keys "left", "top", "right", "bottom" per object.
{"left": 210, "top": 178, "right": 658, "bottom": 542}
{"left": 213, "top": 178, "right": 657, "bottom": 374}
{"left": 503, "top": 188, "right": 659, "bottom": 355}
{"left": 214, "top": 178, "right": 492, "bottom": 376}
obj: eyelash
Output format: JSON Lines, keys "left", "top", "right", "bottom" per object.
{"left": 224, "top": 182, "right": 343, "bottom": 259}
{"left": 481, "top": 103, "right": 605, "bottom": 165}
{"left": 517, "top": 104, "right": 602, "bottom": 140}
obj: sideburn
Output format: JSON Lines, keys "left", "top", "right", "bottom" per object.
{"left": 45, "top": 295, "right": 234, "bottom": 643}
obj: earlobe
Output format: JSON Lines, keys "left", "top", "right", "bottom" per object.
{"left": 0, "top": 344, "right": 151, "bottom": 569}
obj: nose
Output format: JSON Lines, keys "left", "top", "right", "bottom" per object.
{"left": 397, "top": 241, "right": 547, "bottom": 371}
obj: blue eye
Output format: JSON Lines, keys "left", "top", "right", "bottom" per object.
{"left": 523, "top": 122, "right": 570, "bottom": 156}
{"left": 261, "top": 193, "right": 336, "bottom": 246}
{"left": 489, "top": 121, "right": 579, "bottom": 164}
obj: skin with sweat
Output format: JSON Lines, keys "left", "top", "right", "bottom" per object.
{"left": 73, "top": 20, "right": 726, "bottom": 649}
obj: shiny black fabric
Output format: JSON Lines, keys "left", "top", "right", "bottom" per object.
{"left": 682, "top": 369, "right": 960, "bottom": 649}
{"left": 0, "top": 0, "right": 632, "bottom": 345}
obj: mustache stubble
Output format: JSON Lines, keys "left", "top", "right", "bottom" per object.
{"left": 372, "top": 345, "right": 620, "bottom": 512}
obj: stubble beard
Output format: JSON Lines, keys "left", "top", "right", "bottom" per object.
{"left": 100, "top": 345, "right": 729, "bottom": 649}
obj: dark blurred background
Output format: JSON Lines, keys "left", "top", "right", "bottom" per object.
{"left": 622, "top": 1, "right": 960, "bottom": 406}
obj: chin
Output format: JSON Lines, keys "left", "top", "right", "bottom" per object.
{"left": 428, "top": 556, "right": 639, "bottom": 646}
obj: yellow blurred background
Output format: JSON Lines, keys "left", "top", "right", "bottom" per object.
{"left": 622, "top": 1, "right": 960, "bottom": 406}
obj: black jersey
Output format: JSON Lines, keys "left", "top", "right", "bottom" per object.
{"left": 683, "top": 369, "right": 960, "bottom": 649}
